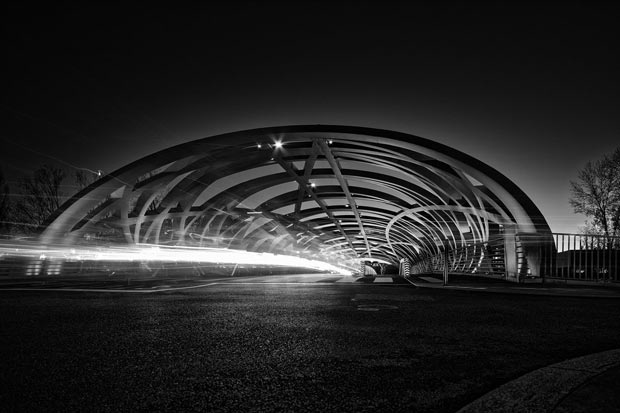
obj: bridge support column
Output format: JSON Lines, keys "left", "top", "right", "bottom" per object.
{"left": 504, "top": 224, "right": 519, "bottom": 282}
{"left": 399, "top": 258, "right": 410, "bottom": 277}
{"left": 517, "top": 233, "right": 544, "bottom": 281}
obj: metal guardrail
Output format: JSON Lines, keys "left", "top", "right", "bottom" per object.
{"left": 541, "top": 233, "right": 619, "bottom": 283}
{"left": 410, "top": 233, "right": 619, "bottom": 284}
{"left": 410, "top": 237, "right": 507, "bottom": 278}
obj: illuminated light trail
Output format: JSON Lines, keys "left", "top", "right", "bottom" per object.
{"left": 0, "top": 242, "right": 354, "bottom": 276}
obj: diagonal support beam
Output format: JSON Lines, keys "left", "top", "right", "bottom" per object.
{"left": 273, "top": 154, "right": 357, "bottom": 254}
{"left": 294, "top": 140, "right": 320, "bottom": 219}
{"left": 316, "top": 138, "right": 372, "bottom": 258}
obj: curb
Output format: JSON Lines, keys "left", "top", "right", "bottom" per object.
{"left": 456, "top": 349, "right": 620, "bottom": 413}
{"left": 404, "top": 276, "right": 620, "bottom": 298}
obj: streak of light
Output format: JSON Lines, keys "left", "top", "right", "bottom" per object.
{"left": 0, "top": 241, "right": 353, "bottom": 275}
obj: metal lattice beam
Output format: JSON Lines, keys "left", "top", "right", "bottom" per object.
{"left": 40, "top": 125, "right": 553, "bottom": 274}
{"left": 272, "top": 154, "right": 357, "bottom": 255}
{"left": 316, "top": 138, "right": 372, "bottom": 258}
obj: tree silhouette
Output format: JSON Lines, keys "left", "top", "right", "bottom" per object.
{"left": 14, "top": 165, "right": 66, "bottom": 233}
{"left": 74, "top": 169, "right": 102, "bottom": 193}
{"left": 570, "top": 148, "right": 620, "bottom": 245}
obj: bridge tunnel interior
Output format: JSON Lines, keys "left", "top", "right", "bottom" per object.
{"left": 41, "top": 126, "right": 552, "bottom": 277}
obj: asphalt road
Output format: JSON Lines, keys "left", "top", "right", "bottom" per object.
{"left": 1, "top": 274, "right": 619, "bottom": 412}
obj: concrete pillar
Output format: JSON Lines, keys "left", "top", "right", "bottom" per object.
{"left": 517, "top": 233, "right": 543, "bottom": 280}
{"left": 503, "top": 224, "right": 518, "bottom": 281}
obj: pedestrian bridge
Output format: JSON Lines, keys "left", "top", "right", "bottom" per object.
{"left": 39, "top": 125, "right": 553, "bottom": 281}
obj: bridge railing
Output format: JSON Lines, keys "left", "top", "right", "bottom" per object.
{"left": 410, "top": 232, "right": 620, "bottom": 284}
{"left": 540, "top": 233, "right": 619, "bottom": 283}
{"left": 410, "top": 236, "right": 507, "bottom": 279}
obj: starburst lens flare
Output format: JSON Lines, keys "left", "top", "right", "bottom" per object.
{"left": 0, "top": 242, "right": 353, "bottom": 277}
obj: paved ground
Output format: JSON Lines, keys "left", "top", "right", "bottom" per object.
{"left": 1, "top": 273, "right": 619, "bottom": 412}
{"left": 457, "top": 349, "right": 620, "bottom": 413}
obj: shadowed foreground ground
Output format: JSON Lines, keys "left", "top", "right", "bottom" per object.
{"left": 1, "top": 276, "right": 619, "bottom": 412}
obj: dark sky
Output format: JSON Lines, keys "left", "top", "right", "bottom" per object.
{"left": 3, "top": 2, "right": 619, "bottom": 234}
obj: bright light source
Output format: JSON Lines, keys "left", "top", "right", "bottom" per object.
{"left": 257, "top": 143, "right": 262, "bottom": 148}
{"left": 328, "top": 139, "right": 333, "bottom": 144}
{"left": 310, "top": 182, "right": 316, "bottom": 187}
{"left": 0, "top": 243, "right": 353, "bottom": 276}
{"left": 274, "top": 141, "right": 283, "bottom": 149}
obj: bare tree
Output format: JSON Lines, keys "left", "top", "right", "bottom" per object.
{"left": 14, "top": 165, "right": 66, "bottom": 232}
{"left": 610, "top": 148, "right": 620, "bottom": 245}
{"left": 570, "top": 148, "right": 620, "bottom": 246}
{"left": 578, "top": 221, "right": 607, "bottom": 249}
{"left": 74, "top": 169, "right": 103, "bottom": 193}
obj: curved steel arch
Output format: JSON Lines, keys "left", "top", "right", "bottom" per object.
{"left": 41, "top": 125, "right": 552, "bottom": 274}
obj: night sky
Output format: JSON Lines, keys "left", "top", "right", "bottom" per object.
{"left": 3, "top": 2, "right": 619, "bottom": 234}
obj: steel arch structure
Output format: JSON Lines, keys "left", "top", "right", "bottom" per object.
{"left": 41, "top": 125, "right": 552, "bottom": 277}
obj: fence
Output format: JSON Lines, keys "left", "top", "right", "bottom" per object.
{"left": 541, "top": 233, "right": 619, "bottom": 283}
{"left": 409, "top": 232, "right": 620, "bottom": 284}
